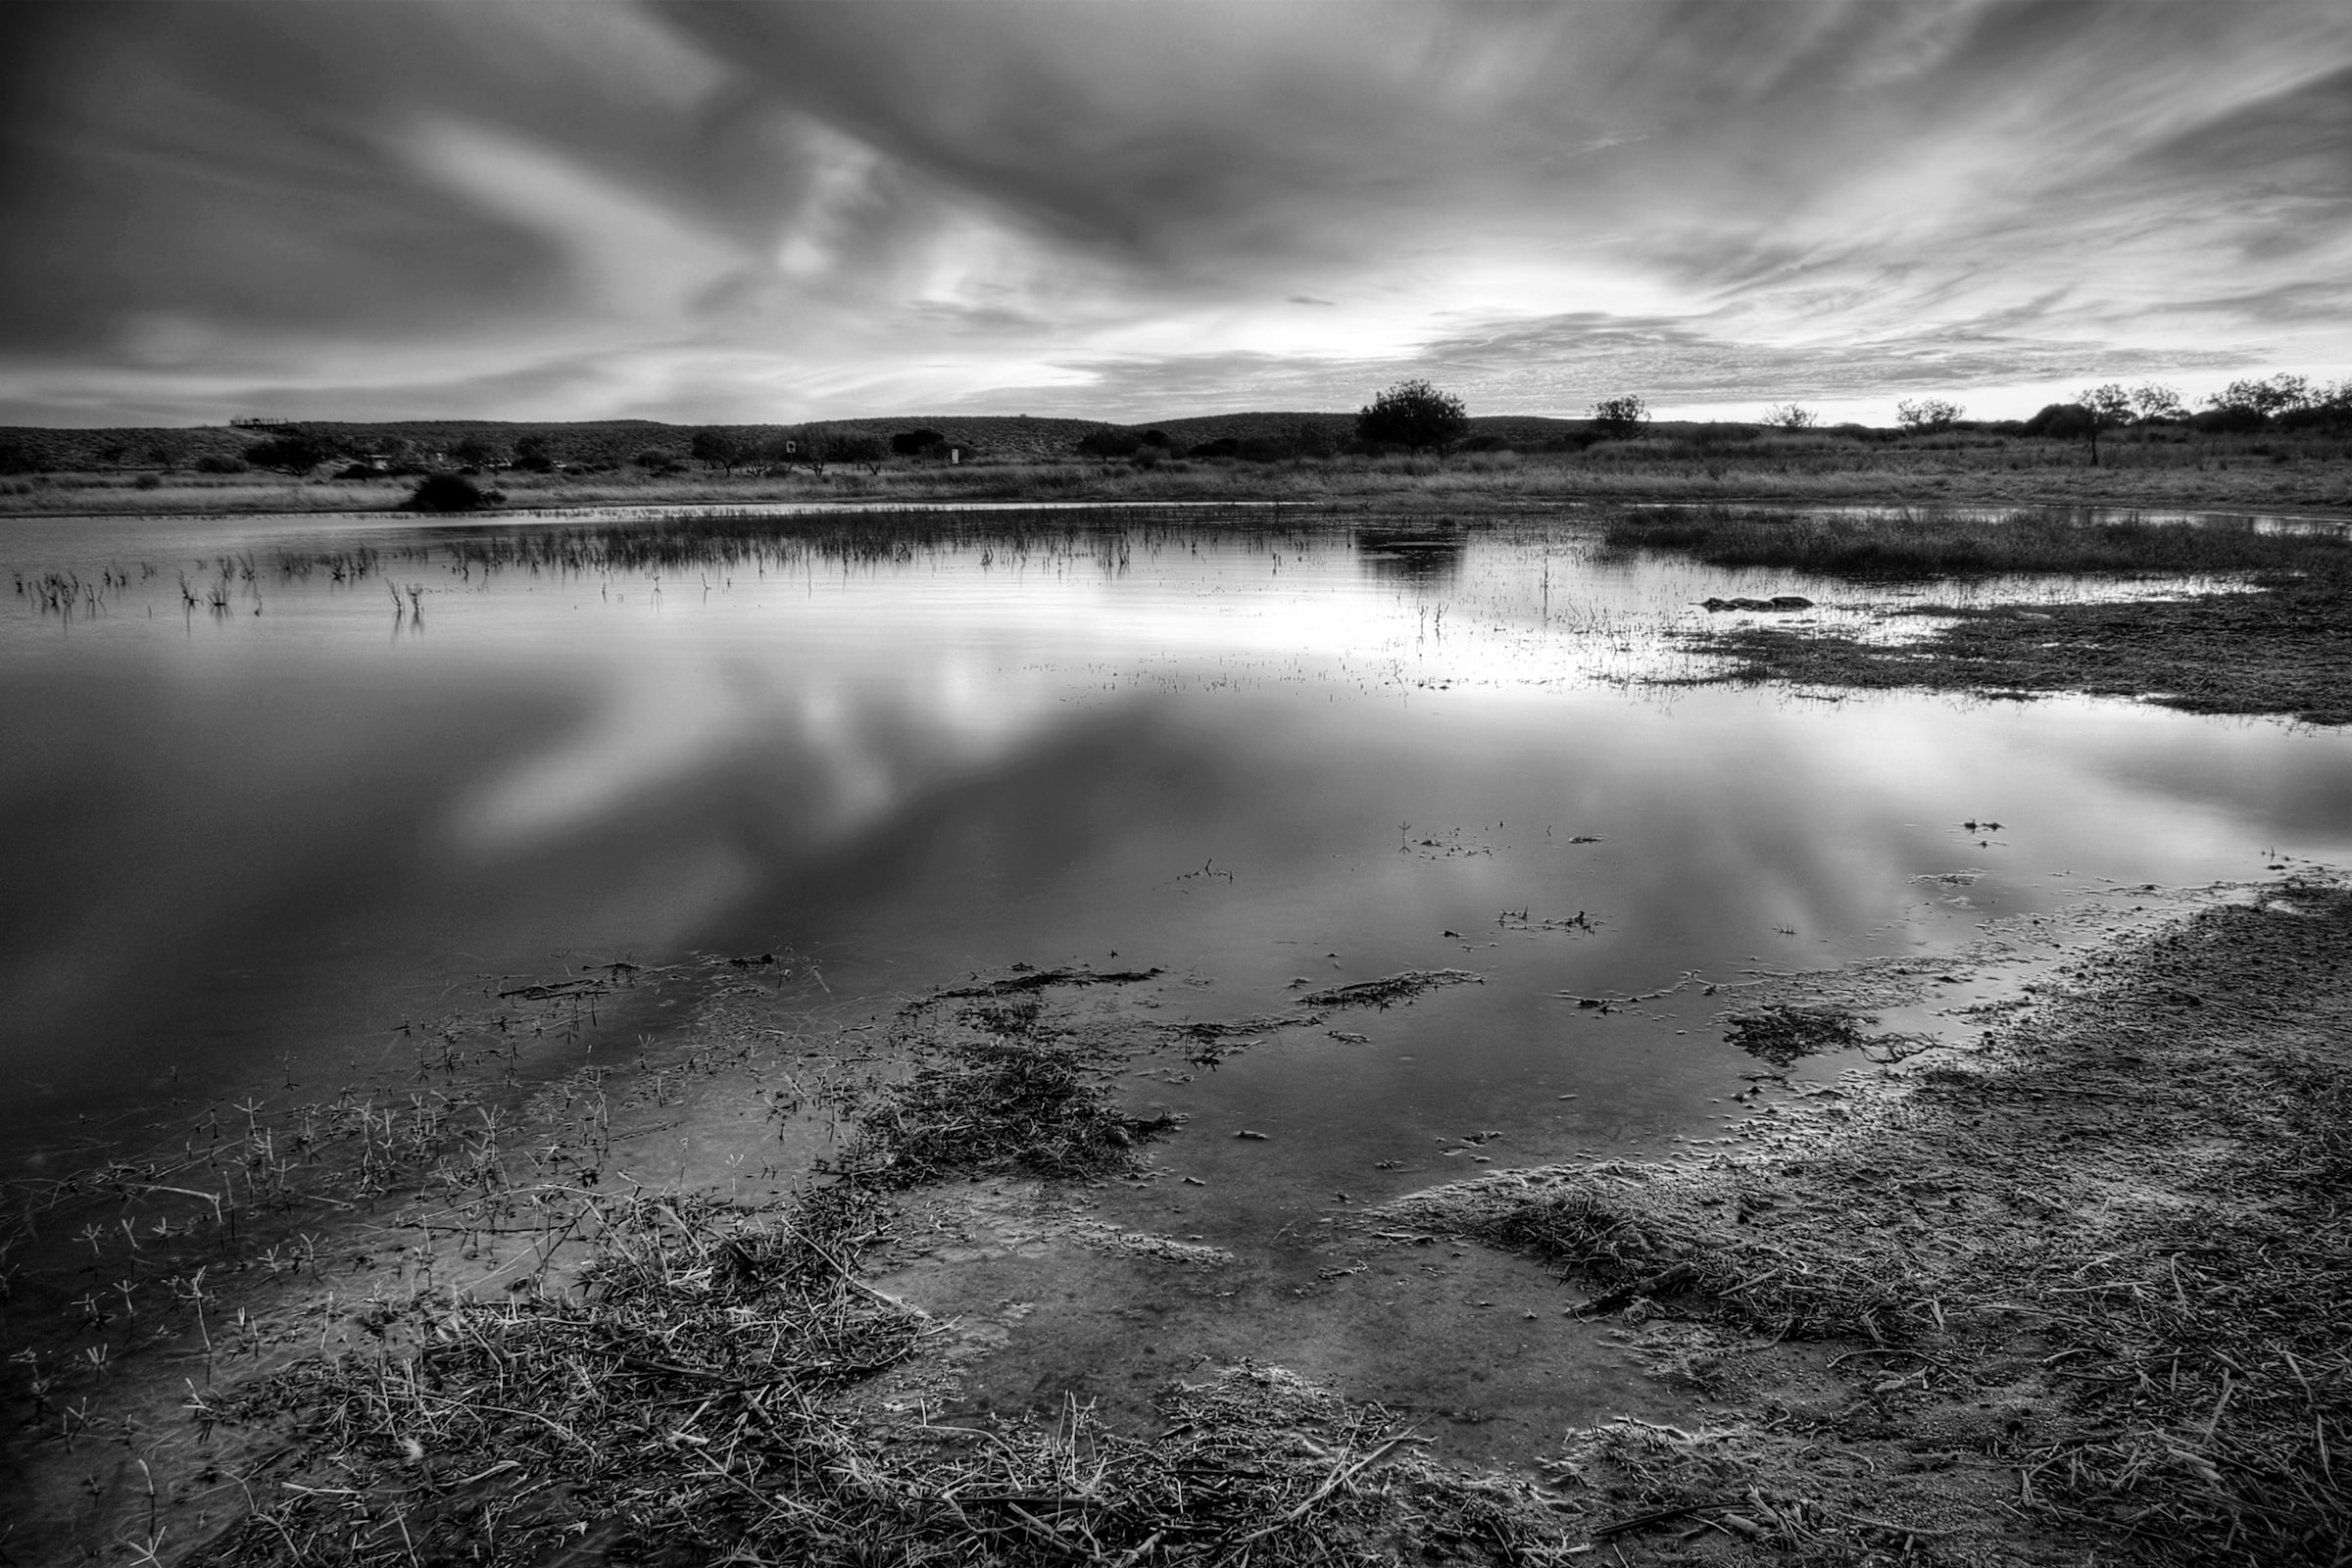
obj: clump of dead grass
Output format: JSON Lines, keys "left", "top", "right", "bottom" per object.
{"left": 1720, "top": 1004, "right": 1873, "bottom": 1066}
{"left": 844, "top": 1038, "right": 1180, "bottom": 1186}
{"left": 187, "top": 1189, "right": 1585, "bottom": 1566}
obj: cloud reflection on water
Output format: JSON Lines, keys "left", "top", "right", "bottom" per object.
{"left": 1, "top": 518, "right": 2347, "bottom": 1154}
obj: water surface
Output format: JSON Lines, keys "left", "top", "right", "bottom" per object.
{"left": 6, "top": 507, "right": 2348, "bottom": 1171}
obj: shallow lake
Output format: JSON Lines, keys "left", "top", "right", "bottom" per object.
{"left": 6, "top": 506, "right": 2350, "bottom": 1169}
{"left": 4, "top": 510, "right": 2352, "bottom": 1184}
{"left": 9, "top": 502, "right": 2352, "bottom": 1521}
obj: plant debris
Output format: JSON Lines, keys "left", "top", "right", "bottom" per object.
{"left": 1719, "top": 1002, "right": 1873, "bottom": 1065}
{"left": 1298, "top": 969, "right": 1483, "bottom": 1009}
{"left": 185, "top": 1193, "right": 1581, "bottom": 1566}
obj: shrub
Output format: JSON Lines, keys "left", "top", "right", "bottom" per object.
{"left": 244, "top": 431, "right": 338, "bottom": 474}
{"left": 134, "top": 472, "right": 163, "bottom": 490}
{"left": 891, "top": 428, "right": 946, "bottom": 457}
{"left": 1358, "top": 379, "right": 1471, "bottom": 451}
{"left": 2189, "top": 406, "right": 2267, "bottom": 435}
{"left": 2023, "top": 403, "right": 2095, "bottom": 439}
{"left": 1895, "top": 397, "right": 1965, "bottom": 433}
{"left": 404, "top": 473, "right": 488, "bottom": 512}
{"left": 1076, "top": 428, "right": 1142, "bottom": 458}
{"left": 1590, "top": 395, "right": 1649, "bottom": 438}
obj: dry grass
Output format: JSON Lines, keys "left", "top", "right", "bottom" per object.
{"left": 1392, "top": 881, "right": 2352, "bottom": 1565}
{"left": 176, "top": 972, "right": 1599, "bottom": 1566}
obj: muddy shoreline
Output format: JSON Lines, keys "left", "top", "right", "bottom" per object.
{"left": 9, "top": 883, "right": 2343, "bottom": 1565}
{"left": 1677, "top": 576, "right": 2352, "bottom": 727}
{"left": 1396, "top": 879, "right": 2352, "bottom": 1564}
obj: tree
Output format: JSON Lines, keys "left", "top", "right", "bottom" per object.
{"left": 1357, "top": 379, "right": 1470, "bottom": 452}
{"left": 243, "top": 428, "right": 339, "bottom": 474}
{"left": 2129, "top": 382, "right": 2186, "bottom": 422}
{"left": 2077, "top": 383, "right": 2133, "bottom": 466}
{"left": 890, "top": 428, "right": 945, "bottom": 457}
{"left": 2209, "top": 373, "right": 2312, "bottom": 419}
{"left": 1589, "top": 394, "right": 1649, "bottom": 438}
{"left": 689, "top": 428, "right": 745, "bottom": 472}
{"left": 1075, "top": 427, "right": 1142, "bottom": 459}
{"left": 1763, "top": 404, "right": 1818, "bottom": 430}
{"left": 1894, "top": 397, "right": 1963, "bottom": 433}
{"left": 451, "top": 433, "right": 504, "bottom": 467}
{"left": 513, "top": 433, "right": 555, "bottom": 472}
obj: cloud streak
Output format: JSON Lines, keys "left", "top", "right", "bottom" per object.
{"left": 1, "top": 0, "right": 2347, "bottom": 425}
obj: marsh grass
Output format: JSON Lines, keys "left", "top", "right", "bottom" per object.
{"left": 1603, "top": 505, "right": 2352, "bottom": 580}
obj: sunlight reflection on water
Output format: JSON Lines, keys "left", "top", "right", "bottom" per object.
{"left": 3, "top": 509, "right": 2348, "bottom": 1160}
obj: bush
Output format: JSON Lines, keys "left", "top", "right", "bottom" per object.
{"left": 194, "top": 454, "right": 250, "bottom": 474}
{"left": 404, "top": 473, "right": 489, "bottom": 513}
{"left": 891, "top": 428, "right": 946, "bottom": 457}
{"left": 1076, "top": 428, "right": 1142, "bottom": 459}
{"left": 1358, "top": 379, "right": 1471, "bottom": 451}
{"left": 2189, "top": 407, "right": 2268, "bottom": 435}
{"left": 1895, "top": 397, "right": 1965, "bottom": 433}
{"left": 244, "top": 431, "right": 338, "bottom": 474}
{"left": 1187, "top": 436, "right": 1242, "bottom": 460}
{"left": 134, "top": 472, "right": 163, "bottom": 490}
{"left": 1590, "top": 395, "right": 1649, "bottom": 438}
{"left": 2023, "top": 403, "right": 2095, "bottom": 439}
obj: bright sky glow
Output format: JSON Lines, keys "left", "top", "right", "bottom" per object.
{"left": 2, "top": 0, "right": 2348, "bottom": 426}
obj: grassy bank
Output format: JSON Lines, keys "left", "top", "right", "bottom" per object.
{"left": 1602, "top": 505, "right": 2352, "bottom": 578}
{"left": 1603, "top": 508, "right": 2352, "bottom": 725}
{"left": 1391, "top": 881, "right": 2352, "bottom": 1565}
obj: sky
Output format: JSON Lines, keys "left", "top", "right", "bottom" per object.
{"left": 2, "top": 0, "right": 2349, "bottom": 428}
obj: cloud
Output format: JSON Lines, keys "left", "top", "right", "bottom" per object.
{"left": 0, "top": 0, "right": 2347, "bottom": 424}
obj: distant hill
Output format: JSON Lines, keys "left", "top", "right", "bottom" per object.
{"left": 0, "top": 410, "right": 1605, "bottom": 474}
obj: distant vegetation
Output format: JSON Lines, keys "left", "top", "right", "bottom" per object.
{"left": 1603, "top": 506, "right": 2352, "bottom": 581}
{"left": 1, "top": 368, "right": 2347, "bottom": 518}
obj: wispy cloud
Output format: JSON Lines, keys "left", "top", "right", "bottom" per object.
{"left": 0, "top": 0, "right": 2346, "bottom": 425}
